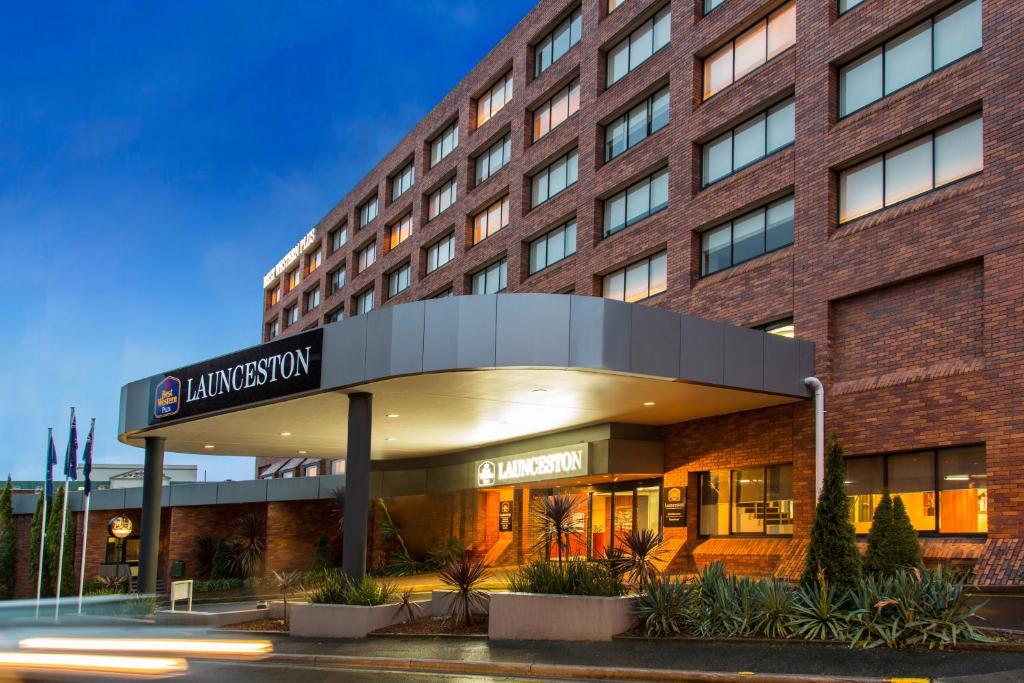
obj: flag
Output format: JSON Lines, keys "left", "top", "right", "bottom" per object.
{"left": 64, "top": 408, "right": 78, "bottom": 481}
{"left": 45, "top": 428, "right": 57, "bottom": 502}
{"left": 82, "top": 419, "right": 95, "bottom": 496}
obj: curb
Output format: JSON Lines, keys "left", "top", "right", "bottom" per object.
{"left": 264, "top": 652, "right": 890, "bottom": 682}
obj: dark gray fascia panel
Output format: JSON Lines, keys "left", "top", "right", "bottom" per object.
{"left": 630, "top": 304, "right": 681, "bottom": 378}
{"left": 764, "top": 332, "right": 801, "bottom": 396}
{"left": 723, "top": 326, "right": 765, "bottom": 392}
{"left": 496, "top": 294, "right": 570, "bottom": 367}
{"left": 389, "top": 301, "right": 426, "bottom": 376}
{"left": 679, "top": 315, "right": 726, "bottom": 385}
{"left": 456, "top": 295, "right": 497, "bottom": 368}
{"left": 422, "top": 296, "right": 460, "bottom": 371}
{"left": 363, "top": 306, "right": 395, "bottom": 381}
{"left": 216, "top": 479, "right": 268, "bottom": 504}
{"left": 168, "top": 482, "right": 219, "bottom": 507}
{"left": 568, "top": 297, "right": 631, "bottom": 372}
{"left": 267, "top": 475, "right": 320, "bottom": 502}
{"left": 322, "top": 313, "right": 368, "bottom": 388}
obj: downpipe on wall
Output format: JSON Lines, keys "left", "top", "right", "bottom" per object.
{"left": 804, "top": 376, "right": 825, "bottom": 503}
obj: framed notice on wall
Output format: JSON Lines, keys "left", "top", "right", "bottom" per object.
{"left": 498, "top": 500, "right": 513, "bottom": 532}
{"left": 663, "top": 486, "right": 687, "bottom": 528}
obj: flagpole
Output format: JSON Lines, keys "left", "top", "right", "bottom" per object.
{"left": 77, "top": 418, "right": 95, "bottom": 614}
{"left": 54, "top": 408, "right": 74, "bottom": 621}
{"left": 34, "top": 429, "right": 51, "bottom": 620}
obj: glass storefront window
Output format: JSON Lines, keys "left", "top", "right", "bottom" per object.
{"left": 700, "top": 465, "right": 792, "bottom": 536}
{"left": 636, "top": 486, "right": 660, "bottom": 533}
{"left": 938, "top": 445, "right": 988, "bottom": 533}
{"left": 888, "top": 451, "right": 937, "bottom": 532}
{"left": 766, "top": 465, "right": 794, "bottom": 535}
{"left": 845, "top": 455, "right": 884, "bottom": 534}
{"left": 699, "top": 470, "right": 729, "bottom": 536}
{"left": 732, "top": 468, "right": 765, "bottom": 534}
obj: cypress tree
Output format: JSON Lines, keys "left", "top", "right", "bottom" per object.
{"left": 802, "top": 431, "right": 862, "bottom": 591}
{"left": 42, "top": 485, "right": 76, "bottom": 596}
{"left": 211, "top": 539, "right": 232, "bottom": 580}
{"left": 864, "top": 491, "right": 923, "bottom": 576}
{"left": 890, "top": 495, "right": 922, "bottom": 570}
{"left": 0, "top": 477, "right": 15, "bottom": 599}
{"left": 29, "top": 494, "right": 43, "bottom": 582}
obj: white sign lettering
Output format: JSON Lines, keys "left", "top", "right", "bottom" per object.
{"left": 185, "top": 346, "right": 312, "bottom": 404}
{"left": 263, "top": 228, "right": 318, "bottom": 288}
{"left": 476, "top": 444, "right": 588, "bottom": 487}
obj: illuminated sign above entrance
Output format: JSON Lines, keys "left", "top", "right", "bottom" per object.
{"left": 263, "top": 228, "right": 317, "bottom": 288}
{"left": 475, "top": 443, "right": 589, "bottom": 487}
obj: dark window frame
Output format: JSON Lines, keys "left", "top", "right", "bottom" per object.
{"left": 604, "top": 85, "right": 670, "bottom": 162}
{"left": 702, "top": 97, "right": 795, "bottom": 188}
{"left": 699, "top": 195, "right": 794, "bottom": 277}
{"left": 697, "top": 463, "right": 794, "bottom": 538}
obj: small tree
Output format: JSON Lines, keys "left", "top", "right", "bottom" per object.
{"left": 865, "top": 491, "right": 921, "bottom": 576}
{"left": 43, "top": 485, "right": 76, "bottom": 596}
{"left": 802, "top": 432, "right": 861, "bottom": 591}
{"left": 210, "top": 538, "right": 233, "bottom": 580}
{"left": 272, "top": 570, "right": 302, "bottom": 628}
{"left": 0, "top": 477, "right": 16, "bottom": 599}
{"left": 29, "top": 494, "right": 43, "bottom": 583}
{"left": 312, "top": 533, "right": 332, "bottom": 571}
{"left": 531, "top": 494, "right": 583, "bottom": 567}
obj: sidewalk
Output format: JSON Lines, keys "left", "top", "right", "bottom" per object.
{"left": 263, "top": 634, "right": 1024, "bottom": 682}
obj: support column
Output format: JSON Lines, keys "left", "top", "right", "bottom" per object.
{"left": 138, "top": 436, "right": 165, "bottom": 594}
{"left": 342, "top": 393, "right": 372, "bottom": 581}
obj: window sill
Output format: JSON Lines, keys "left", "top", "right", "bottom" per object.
{"left": 701, "top": 142, "right": 794, "bottom": 190}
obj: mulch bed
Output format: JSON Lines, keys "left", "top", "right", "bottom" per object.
{"left": 218, "top": 618, "right": 288, "bottom": 632}
{"left": 373, "top": 616, "right": 488, "bottom": 636}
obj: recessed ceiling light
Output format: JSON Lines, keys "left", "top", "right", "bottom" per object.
{"left": 203, "top": 444, "right": 215, "bottom": 449}
{"left": 385, "top": 437, "right": 396, "bottom": 441}
{"left": 643, "top": 401, "right": 656, "bottom": 406}
{"left": 530, "top": 388, "right": 547, "bottom": 393}
{"left": 298, "top": 450, "right": 307, "bottom": 455}
{"left": 279, "top": 432, "right": 291, "bottom": 437}
{"left": 385, "top": 413, "right": 399, "bottom": 418}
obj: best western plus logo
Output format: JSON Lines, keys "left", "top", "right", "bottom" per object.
{"left": 477, "top": 461, "right": 496, "bottom": 487}
{"left": 154, "top": 376, "right": 181, "bottom": 419}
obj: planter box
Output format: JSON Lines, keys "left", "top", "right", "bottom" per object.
{"left": 488, "top": 593, "right": 635, "bottom": 641}
{"left": 289, "top": 601, "right": 406, "bottom": 638}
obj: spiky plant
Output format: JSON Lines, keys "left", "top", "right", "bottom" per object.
{"left": 272, "top": 570, "right": 302, "bottom": 627}
{"left": 394, "top": 588, "right": 422, "bottom": 623}
{"left": 230, "top": 513, "right": 267, "bottom": 578}
{"left": 635, "top": 576, "right": 691, "bottom": 636}
{"left": 530, "top": 494, "right": 584, "bottom": 566}
{"left": 438, "top": 552, "right": 489, "bottom": 627}
{"left": 616, "top": 528, "right": 667, "bottom": 589}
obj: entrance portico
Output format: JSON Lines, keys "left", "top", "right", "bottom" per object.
{"left": 118, "top": 294, "right": 814, "bottom": 586}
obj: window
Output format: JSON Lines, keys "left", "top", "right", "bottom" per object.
{"left": 473, "top": 195, "right": 510, "bottom": 244}
{"left": 477, "top": 72, "right": 513, "bottom": 128}
{"left": 608, "top": 0, "right": 626, "bottom": 14}
{"left": 845, "top": 446, "right": 987, "bottom": 534}
{"left": 703, "top": 1, "right": 795, "bottom": 99}
{"left": 330, "top": 266, "right": 346, "bottom": 294}
{"left": 531, "top": 149, "right": 579, "bottom": 207}
{"left": 430, "top": 121, "right": 459, "bottom": 167}
{"left": 472, "top": 259, "right": 508, "bottom": 294}
{"left": 699, "top": 465, "right": 793, "bottom": 536}
{"left": 331, "top": 225, "right": 348, "bottom": 252}
{"left": 388, "top": 214, "right": 412, "bottom": 250}
{"left": 839, "top": 113, "right": 982, "bottom": 223}
{"left": 266, "top": 319, "right": 280, "bottom": 340}
{"left": 607, "top": 6, "right": 671, "bottom": 86}
{"left": 326, "top": 307, "right": 344, "bottom": 323}
{"left": 602, "top": 251, "right": 667, "bottom": 302}
{"left": 357, "top": 241, "right": 377, "bottom": 272}
{"left": 330, "top": 460, "right": 346, "bottom": 475}
{"left": 839, "top": 0, "right": 981, "bottom": 117}
{"left": 702, "top": 97, "right": 794, "bottom": 186}
{"left": 701, "top": 195, "right": 794, "bottom": 276}
{"left": 287, "top": 268, "right": 301, "bottom": 291}
{"left": 428, "top": 176, "right": 457, "bottom": 219}
{"left": 305, "top": 286, "right": 320, "bottom": 312}
{"left": 391, "top": 161, "right": 415, "bottom": 201}
{"left": 754, "top": 317, "right": 795, "bottom": 338}
{"left": 427, "top": 233, "right": 455, "bottom": 273}
{"left": 533, "top": 78, "right": 581, "bottom": 141}
{"left": 535, "top": 8, "right": 582, "bottom": 77}
{"left": 303, "top": 464, "right": 319, "bottom": 477}
{"left": 267, "top": 287, "right": 281, "bottom": 308}
{"left": 356, "top": 288, "right": 375, "bottom": 315}
{"left": 603, "top": 168, "right": 668, "bottom": 237}
{"left": 307, "top": 248, "right": 322, "bottom": 274}
{"left": 605, "top": 86, "right": 669, "bottom": 161}
{"left": 285, "top": 305, "right": 299, "bottom": 326}
{"left": 839, "top": 0, "right": 865, "bottom": 13}
{"left": 388, "top": 263, "right": 411, "bottom": 298}
{"left": 433, "top": 287, "right": 454, "bottom": 298}
{"left": 704, "top": 0, "right": 726, "bottom": 14}
{"left": 359, "top": 195, "right": 378, "bottom": 227}
{"left": 529, "top": 219, "right": 577, "bottom": 274}
{"left": 475, "top": 133, "right": 512, "bottom": 185}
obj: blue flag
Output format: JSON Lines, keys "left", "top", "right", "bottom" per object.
{"left": 64, "top": 408, "right": 78, "bottom": 481}
{"left": 82, "top": 419, "right": 95, "bottom": 496}
{"left": 45, "top": 428, "right": 57, "bottom": 502}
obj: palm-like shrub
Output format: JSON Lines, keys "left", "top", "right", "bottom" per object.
{"left": 194, "top": 534, "right": 220, "bottom": 580}
{"left": 230, "top": 513, "right": 267, "bottom": 578}
{"left": 272, "top": 570, "right": 302, "bottom": 627}
{"left": 752, "top": 578, "right": 795, "bottom": 639}
{"left": 788, "top": 573, "right": 848, "bottom": 641}
{"left": 530, "top": 494, "right": 584, "bottom": 565}
{"left": 438, "top": 552, "right": 489, "bottom": 626}
{"left": 634, "top": 576, "right": 691, "bottom": 636}
{"left": 615, "top": 528, "right": 667, "bottom": 589}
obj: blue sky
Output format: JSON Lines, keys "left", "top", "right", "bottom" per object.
{"left": 0, "top": 0, "right": 534, "bottom": 481}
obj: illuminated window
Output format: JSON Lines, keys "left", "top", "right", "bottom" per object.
{"left": 699, "top": 465, "right": 793, "bottom": 536}
{"left": 535, "top": 8, "right": 582, "bottom": 77}
{"left": 754, "top": 317, "right": 795, "bottom": 338}
{"left": 533, "top": 78, "right": 581, "bottom": 142}
{"left": 701, "top": 195, "right": 794, "bottom": 276}
{"left": 472, "top": 259, "right": 508, "bottom": 294}
{"left": 531, "top": 149, "right": 578, "bottom": 208}
{"left": 426, "top": 233, "right": 455, "bottom": 273}
{"left": 605, "top": 86, "right": 669, "bottom": 161}
{"left": 477, "top": 72, "right": 513, "bottom": 128}
{"left": 307, "top": 248, "right": 322, "bottom": 275}
{"left": 529, "top": 219, "right": 577, "bottom": 274}
{"left": 602, "top": 251, "right": 667, "bottom": 302}
{"left": 608, "top": 0, "right": 626, "bottom": 14}
{"left": 703, "top": 1, "right": 794, "bottom": 99}
{"left": 607, "top": 6, "right": 671, "bottom": 86}
{"left": 475, "top": 133, "right": 512, "bottom": 185}
{"left": 428, "top": 177, "right": 457, "bottom": 220}
{"left": 288, "top": 268, "right": 301, "bottom": 291}
{"left": 839, "top": 113, "right": 982, "bottom": 223}
{"left": 845, "top": 446, "right": 987, "bottom": 534}
{"left": 473, "top": 196, "right": 510, "bottom": 244}
{"left": 840, "top": 1, "right": 980, "bottom": 117}
{"left": 603, "top": 168, "right": 668, "bottom": 237}
{"left": 388, "top": 214, "right": 413, "bottom": 250}
{"left": 266, "top": 287, "right": 281, "bottom": 308}
{"left": 330, "top": 460, "right": 346, "bottom": 475}
{"left": 303, "top": 464, "right": 319, "bottom": 477}
{"left": 391, "top": 161, "right": 415, "bottom": 201}
{"left": 430, "top": 121, "right": 459, "bottom": 167}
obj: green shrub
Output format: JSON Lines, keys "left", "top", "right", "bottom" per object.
{"left": 802, "top": 432, "right": 862, "bottom": 592}
{"left": 0, "top": 477, "right": 15, "bottom": 599}
{"left": 311, "top": 533, "right": 332, "bottom": 571}
{"left": 508, "top": 559, "right": 624, "bottom": 597}
{"left": 426, "top": 537, "right": 467, "bottom": 569}
{"left": 752, "top": 578, "right": 795, "bottom": 639}
{"left": 438, "top": 552, "right": 489, "bottom": 626}
{"left": 788, "top": 578, "right": 849, "bottom": 641}
{"left": 194, "top": 578, "right": 245, "bottom": 593}
{"left": 305, "top": 569, "right": 396, "bottom": 606}
{"left": 43, "top": 485, "right": 75, "bottom": 596}
{"left": 210, "top": 539, "right": 233, "bottom": 580}
{"left": 864, "top": 492, "right": 922, "bottom": 577}
{"left": 634, "top": 576, "right": 690, "bottom": 636}
{"left": 194, "top": 535, "right": 220, "bottom": 580}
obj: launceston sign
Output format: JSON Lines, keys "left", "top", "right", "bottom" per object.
{"left": 475, "top": 443, "right": 589, "bottom": 487}
{"left": 263, "top": 228, "right": 317, "bottom": 288}
{"left": 149, "top": 328, "right": 323, "bottom": 424}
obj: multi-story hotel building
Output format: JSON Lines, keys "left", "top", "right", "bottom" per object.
{"left": 100, "top": 0, "right": 1023, "bottom": 591}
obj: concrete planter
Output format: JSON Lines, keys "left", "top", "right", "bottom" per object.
{"left": 488, "top": 593, "right": 635, "bottom": 641}
{"left": 289, "top": 601, "right": 406, "bottom": 638}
